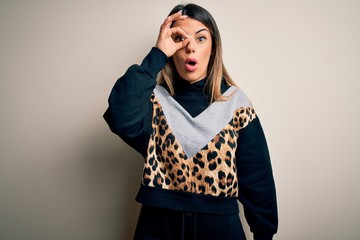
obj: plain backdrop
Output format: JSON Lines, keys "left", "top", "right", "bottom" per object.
{"left": 1, "top": 0, "right": 359, "bottom": 239}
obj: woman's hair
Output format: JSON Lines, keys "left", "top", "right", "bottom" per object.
{"left": 157, "top": 3, "right": 238, "bottom": 103}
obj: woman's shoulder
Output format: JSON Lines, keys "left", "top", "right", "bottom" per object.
{"left": 223, "top": 86, "right": 253, "bottom": 109}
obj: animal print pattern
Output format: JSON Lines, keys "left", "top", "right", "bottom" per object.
{"left": 141, "top": 95, "right": 256, "bottom": 197}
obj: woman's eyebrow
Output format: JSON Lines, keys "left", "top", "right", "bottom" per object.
{"left": 195, "top": 28, "right": 209, "bottom": 34}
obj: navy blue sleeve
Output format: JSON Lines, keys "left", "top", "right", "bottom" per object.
{"left": 103, "top": 47, "right": 168, "bottom": 156}
{"left": 236, "top": 116, "right": 278, "bottom": 240}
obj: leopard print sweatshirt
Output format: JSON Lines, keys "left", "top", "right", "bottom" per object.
{"left": 104, "top": 48, "right": 278, "bottom": 239}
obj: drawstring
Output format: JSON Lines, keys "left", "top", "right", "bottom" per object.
{"left": 193, "top": 213, "right": 197, "bottom": 240}
{"left": 181, "top": 213, "right": 185, "bottom": 240}
{"left": 180, "top": 212, "right": 197, "bottom": 240}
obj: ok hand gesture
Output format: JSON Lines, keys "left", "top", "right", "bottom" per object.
{"left": 155, "top": 11, "right": 191, "bottom": 57}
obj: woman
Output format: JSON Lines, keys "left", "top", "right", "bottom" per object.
{"left": 104, "top": 3, "right": 278, "bottom": 240}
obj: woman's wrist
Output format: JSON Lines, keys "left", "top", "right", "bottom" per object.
{"left": 139, "top": 47, "right": 168, "bottom": 79}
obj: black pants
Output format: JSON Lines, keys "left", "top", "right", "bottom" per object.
{"left": 133, "top": 205, "right": 246, "bottom": 240}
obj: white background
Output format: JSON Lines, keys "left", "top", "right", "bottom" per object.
{"left": 1, "top": 0, "right": 359, "bottom": 239}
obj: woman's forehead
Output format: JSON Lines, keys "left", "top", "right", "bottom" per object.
{"left": 172, "top": 18, "right": 210, "bottom": 35}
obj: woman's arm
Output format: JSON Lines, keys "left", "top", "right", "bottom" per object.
{"left": 236, "top": 116, "right": 278, "bottom": 240}
{"left": 103, "top": 48, "right": 167, "bottom": 155}
{"left": 103, "top": 11, "right": 191, "bottom": 155}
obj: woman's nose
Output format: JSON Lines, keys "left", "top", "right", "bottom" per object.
{"left": 186, "top": 38, "right": 195, "bottom": 53}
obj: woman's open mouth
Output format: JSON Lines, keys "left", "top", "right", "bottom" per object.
{"left": 185, "top": 58, "right": 198, "bottom": 72}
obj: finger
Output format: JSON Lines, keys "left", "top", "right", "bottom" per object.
{"left": 170, "top": 26, "right": 191, "bottom": 39}
{"left": 168, "top": 10, "right": 184, "bottom": 22}
{"left": 162, "top": 11, "right": 187, "bottom": 29}
{"left": 176, "top": 38, "right": 191, "bottom": 49}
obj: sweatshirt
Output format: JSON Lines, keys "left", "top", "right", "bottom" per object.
{"left": 104, "top": 47, "right": 278, "bottom": 240}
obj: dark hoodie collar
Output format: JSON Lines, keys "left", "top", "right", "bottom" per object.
{"left": 174, "top": 77, "right": 208, "bottom": 94}
{"left": 174, "top": 76, "right": 230, "bottom": 95}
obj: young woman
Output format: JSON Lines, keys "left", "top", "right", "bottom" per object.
{"left": 104, "top": 3, "right": 278, "bottom": 240}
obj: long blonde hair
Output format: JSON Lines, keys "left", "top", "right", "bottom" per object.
{"left": 157, "top": 3, "right": 238, "bottom": 103}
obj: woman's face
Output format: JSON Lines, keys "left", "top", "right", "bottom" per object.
{"left": 172, "top": 17, "right": 212, "bottom": 84}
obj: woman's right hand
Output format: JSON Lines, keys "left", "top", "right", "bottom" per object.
{"left": 155, "top": 11, "right": 191, "bottom": 57}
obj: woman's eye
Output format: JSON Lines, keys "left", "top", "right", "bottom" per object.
{"left": 174, "top": 36, "right": 185, "bottom": 42}
{"left": 198, "top": 36, "right": 206, "bottom": 42}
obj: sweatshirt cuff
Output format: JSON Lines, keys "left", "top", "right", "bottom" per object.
{"left": 140, "top": 47, "right": 168, "bottom": 80}
{"left": 254, "top": 232, "right": 274, "bottom": 240}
